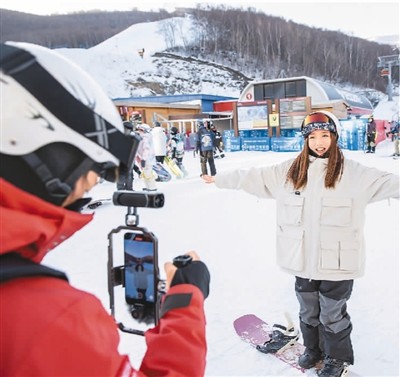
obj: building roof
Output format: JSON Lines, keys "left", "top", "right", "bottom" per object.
{"left": 239, "top": 76, "right": 373, "bottom": 114}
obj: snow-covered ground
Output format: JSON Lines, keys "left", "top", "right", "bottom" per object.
{"left": 44, "top": 134, "right": 399, "bottom": 376}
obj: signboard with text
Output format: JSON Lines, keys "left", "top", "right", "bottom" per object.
{"left": 237, "top": 101, "right": 270, "bottom": 130}
{"left": 278, "top": 97, "right": 311, "bottom": 129}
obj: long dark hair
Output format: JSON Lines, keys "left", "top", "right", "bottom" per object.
{"left": 286, "top": 136, "right": 344, "bottom": 190}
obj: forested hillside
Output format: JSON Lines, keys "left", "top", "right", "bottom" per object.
{"left": 1, "top": 8, "right": 172, "bottom": 48}
{"left": 1, "top": 6, "right": 398, "bottom": 92}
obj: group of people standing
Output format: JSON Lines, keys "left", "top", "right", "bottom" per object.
{"left": 366, "top": 114, "right": 400, "bottom": 157}
{"left": 118, "top": 118, "right": 225, "bottom": 190}
{"left": 117, "top": 120, "right": 187, "bottom": 191}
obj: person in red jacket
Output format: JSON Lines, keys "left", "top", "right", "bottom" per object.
{"left": 0, "top": 42, "right": 210, "bottom": 377}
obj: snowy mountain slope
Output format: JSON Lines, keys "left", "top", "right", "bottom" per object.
{"left": 57, "top": 16, "right": 250, "bottom": 98}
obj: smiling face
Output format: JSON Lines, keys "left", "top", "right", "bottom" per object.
{"left": 308, "top": 130, "right": 332, "bottom": 156}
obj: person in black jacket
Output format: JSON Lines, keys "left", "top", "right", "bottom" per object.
{"left": 196, "top": 120, "right": 216, "bottom": 176}
{"left": 366, "top": 115, "right": 377, "bottom": 153}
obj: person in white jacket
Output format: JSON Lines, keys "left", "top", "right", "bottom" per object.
{"left": 135, "top": 124, "right": 157, "bottom": 191}
{"left": 151, "top": 122, "right": 167, "bottom": 163}
{"left": 202, "top": 110, "right": 399, "bottom": 377}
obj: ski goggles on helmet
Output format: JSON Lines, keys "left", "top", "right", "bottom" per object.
{"left": 301, "top": 112, "right": 337, "bottom": 138}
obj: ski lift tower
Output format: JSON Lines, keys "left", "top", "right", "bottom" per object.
{"left": 377, "top": 55, "right": 400, "bottom": 101}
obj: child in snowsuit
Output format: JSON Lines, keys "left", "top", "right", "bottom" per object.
{"left": 202, "top": 110, "right": 399, "bottom": 377}
{"left": 168, "top": 126, "right": 187, "bottom": 175}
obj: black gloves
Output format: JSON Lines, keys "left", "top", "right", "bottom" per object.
{"left": 171, "top": 261, "right": 210, "bottom": 299}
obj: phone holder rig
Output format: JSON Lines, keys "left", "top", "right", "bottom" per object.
{"left": 107, "top": 190, "right": 165, "bottom": 336}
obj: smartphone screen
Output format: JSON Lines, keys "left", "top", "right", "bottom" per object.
{"left": 124, "top": 232, "right": 156, "bottom": 306}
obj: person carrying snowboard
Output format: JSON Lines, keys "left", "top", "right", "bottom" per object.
{"left": 167, "top": 126, "right": 187, "bottom": 175}
{"left": 135, "top": 123, "right": 158, "bottom": 191}
{"left": 0, "top": 42, "right": 210, "bottom": 377}
{"left": 202, "top": 110, "right": 399, "bottom": 377}
{"left": 209, "top": 122, "right": 225, "bottom": 158}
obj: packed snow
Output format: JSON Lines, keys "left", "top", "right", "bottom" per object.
{"left": 42, "top": 13, "right": 400, "bottom": 377}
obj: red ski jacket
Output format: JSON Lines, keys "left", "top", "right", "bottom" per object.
{"left": 0, "top": 179, "right": 207, "bottom": 376}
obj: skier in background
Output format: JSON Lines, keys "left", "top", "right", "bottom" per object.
{"left": 196, "top": 120, "right": 216, "bottom": 176}
{"left": 116, "top": 121, "right": 142, "bottom": 190}
{"left": 366, "top": 115, "right": 377, "bottom": 153}
{"left": 210, "top": 122, "right": 225, "bottom": 158}
{"left": 135, "top": 123, "right": 157, "bottom": 191}
{"left": 386, "top": 119, "right": 400, "bottom": 158}
{"left": 151, "top": 121, "right": 167, "bottom": 164}
{"left": 167, "top": 126, "right": 187, "bottom": 176}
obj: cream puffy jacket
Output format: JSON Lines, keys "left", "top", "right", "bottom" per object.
{"left": 215, "top": 157, "right": 399, "bottom": 281}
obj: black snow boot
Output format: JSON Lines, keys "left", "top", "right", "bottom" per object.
{"left": 317, "top": 357, "right": 348, "bottom": 377}
{"left": 298, "top": 348, "right": 322, "bottom": 369}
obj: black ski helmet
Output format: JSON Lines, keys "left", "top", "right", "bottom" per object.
{"left": 170, "top": 126, "right": 179, "bottom": 135}
{"left": 0, "top": 42, "right": 140, "bottom": 206}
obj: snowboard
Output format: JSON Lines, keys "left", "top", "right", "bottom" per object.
{"left": 164, "top": 156, "right": 184, "bottom": 178}
{"left": 153, "top": 162, "right": 172, "bottom": 182}
{"left": 234, "top": 314, "right": 326, "bottom": 375}
{"left": 214, "top": 149, "right": 225, "bottom": 158}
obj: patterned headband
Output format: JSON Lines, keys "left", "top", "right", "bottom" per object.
{"left": 301, "top": 113, "right": 337, "bottom": 138}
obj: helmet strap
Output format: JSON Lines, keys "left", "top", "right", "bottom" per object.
{"left": 22, "top": 153, "right": 71, "bottom": 205}
{"left": 22, "top": 153, "right": 94, "bottom": 206}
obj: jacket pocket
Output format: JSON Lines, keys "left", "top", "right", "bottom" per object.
{"left": 319, "top": 232, "right": 360, "bottom": 272}
{"left": 278, "top": 196, "right": 304, "bottom": 226}
{"left": 276, "top": 227, "right": 304, "bottom": 271}
{"left": 320, "top": 197, "right": 352, "bottom": 227}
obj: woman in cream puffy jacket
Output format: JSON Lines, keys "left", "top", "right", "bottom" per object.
{"left": 202, "top": 111, "right": 399, "bottom": 377}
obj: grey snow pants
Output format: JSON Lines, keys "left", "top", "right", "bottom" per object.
{"left": 295, "top": 277, "right": 354, "bottom": 364}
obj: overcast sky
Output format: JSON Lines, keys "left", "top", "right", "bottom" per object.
{"left": 1, "top": 1, "right": 399, "bottom": 41}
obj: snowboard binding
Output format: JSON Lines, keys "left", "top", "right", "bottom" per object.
{"left": 256, "top": 323, "right": 299, "bottom": 354}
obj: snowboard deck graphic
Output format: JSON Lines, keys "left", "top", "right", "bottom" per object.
{"left": 233, "top": 314, "right": 352, "bottom": 376}
{"left": 153, "top": 162, "right": 172, "bottom": 182}
{"left": 164, "top": 156, "right": 185, "bottom": 178}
